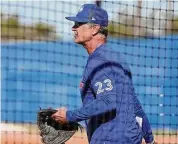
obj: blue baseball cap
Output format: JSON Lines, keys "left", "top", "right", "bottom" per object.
{"left": 66, "top": 4, "right": 108, "bottom": 27}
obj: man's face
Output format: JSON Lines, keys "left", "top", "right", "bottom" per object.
{"left": 72, "top": 22, "right": 93, "bottom": 44}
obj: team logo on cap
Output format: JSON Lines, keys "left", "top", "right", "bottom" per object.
{"left": 91, "top": 17, "right": 96, "bottom": 20}
{"left": 78, "top": 6, "right": 84, "bottom": 12}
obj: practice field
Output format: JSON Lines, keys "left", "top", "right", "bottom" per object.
{"left": 1, "top": 0, "right": 178, "bottom": 143}
{"left": 1, "top": 123, "right": 177, "bottom": 144}
{"left": 0, "top": 123, "right": 88, "bottom": 144}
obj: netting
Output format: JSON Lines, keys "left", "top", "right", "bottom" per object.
{"left": 1, "top": 1, "right": 178, "bottom": 144}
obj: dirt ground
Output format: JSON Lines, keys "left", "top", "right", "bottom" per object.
{"left": 2, "top": 131, "right": 178, "bottom": 144}
{"left": 1, "top": 131, "right": 88, "bottom": 144}
{"left": 1, "top": 123, "right": 177, "bottom": 144}
{"left": 0, "top": 123, "right": 88, "bottom": 144}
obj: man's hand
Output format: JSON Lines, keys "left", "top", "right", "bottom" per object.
{"left": 51, "top": 107, "right": 68, "bottom": 124}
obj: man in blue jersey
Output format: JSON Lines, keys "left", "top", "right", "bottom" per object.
{"left": 52, "top": 4, "right": 155, "bottom": 144}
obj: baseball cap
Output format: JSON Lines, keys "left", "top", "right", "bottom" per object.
{"left": 66, "top": 4, "right": 108, "bottom": 27}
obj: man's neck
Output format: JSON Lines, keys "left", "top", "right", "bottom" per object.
{"left": 83, "top": 40, "right": 105, "bottom": 55}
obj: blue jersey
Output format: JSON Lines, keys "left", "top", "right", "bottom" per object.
{"left": 67, "top": 44, "right": 154, "bottom": 144}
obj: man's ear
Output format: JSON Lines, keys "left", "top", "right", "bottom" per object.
{"left": 92, "top": 25, "right": 100, "bottom": 36}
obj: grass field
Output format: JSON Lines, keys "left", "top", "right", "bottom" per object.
{"left": 1, "top": 123, "right": 177, "bottom": 144}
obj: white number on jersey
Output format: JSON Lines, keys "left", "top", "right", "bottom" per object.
{"left": 95, "top": 79, "right": 113, "bottom": 94}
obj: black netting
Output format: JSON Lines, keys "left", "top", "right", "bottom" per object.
{"left": 1, "top": 1, "right": 178, "bottom": 144}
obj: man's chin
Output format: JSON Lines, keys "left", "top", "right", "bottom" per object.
{"left": 74, "top": 40, "right": 84, "bottom": 45}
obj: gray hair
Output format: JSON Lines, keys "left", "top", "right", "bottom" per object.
{"left": 87, "top": 23, "right": 108, "bottom": 38}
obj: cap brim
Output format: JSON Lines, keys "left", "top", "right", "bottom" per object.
{"left": 65, "top": 16, "right": 89, "bottom": 23}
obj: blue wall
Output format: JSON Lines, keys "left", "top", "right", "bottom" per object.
{"left": 1, "top": 35, "right": 178, "bottom": 130}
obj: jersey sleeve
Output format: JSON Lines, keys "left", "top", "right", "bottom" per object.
{"left": 134, "top": 98, "right": 154, "bottom": 143}
{"left": 66, "top": 60, "right": 118, "bottom": 122}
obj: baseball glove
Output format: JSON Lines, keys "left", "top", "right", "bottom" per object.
{"left": 37, "top": 108, "right": 83, "bottom": 144}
